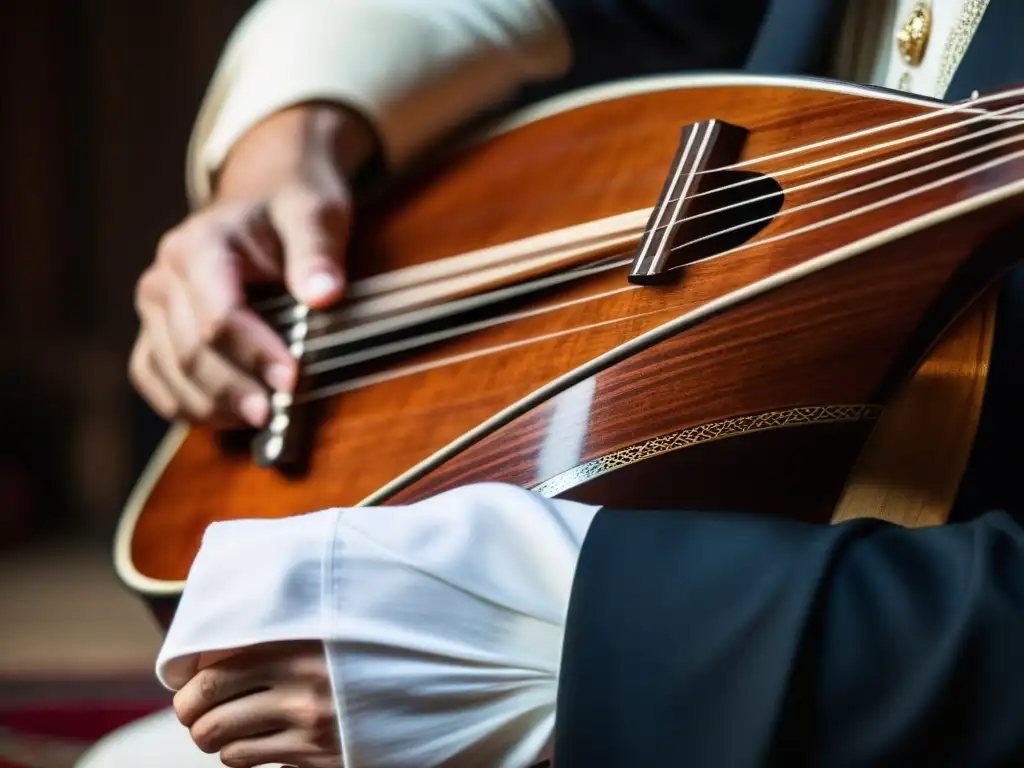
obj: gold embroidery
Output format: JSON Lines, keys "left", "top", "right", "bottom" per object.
{"left": 530, "top": 404, "right": 882, "bottom": 497}
{"left": 936, "top": 0, "right": 992, "bottom": 97}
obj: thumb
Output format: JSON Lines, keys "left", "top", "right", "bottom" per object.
{"left": 269, "top": 186, "right": 352, "bottom": 309}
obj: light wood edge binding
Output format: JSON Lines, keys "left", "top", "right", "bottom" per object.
{"left": 114, "top": 72, "right": 1015, "bottom": 598}
{"left": 831, "top": 286, "right": 999, "bottom": 528}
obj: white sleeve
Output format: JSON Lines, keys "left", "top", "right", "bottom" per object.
{"left": 186, "top": 0, "right": 572, "bottom": 206}
{"left": 155, "top": 483, "right": 601, "bottom": 767}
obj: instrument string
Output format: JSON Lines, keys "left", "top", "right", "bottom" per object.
{"left": 707, "top": 84, "right": 1024, "bottom": 171}
{"left": 285, "top": 114, "right": 1024, "bottom": 354}
{"left": 304, "top": 280, "right": 636, "bottom": 372}
{"left": 666, "top": 127, "right": 1024, "bottom": 259}
{"left": 666, "top": 143, "right": 1024, "bottom": 268}
{"left": 296, "top": 305, "right": 675, "bottom": 403}
{"left": 302, "top": 258, "right": 634, "bottom": 354}
{"left": 236, "top": 93, "right": 1024, "bottom": 398}
{"left": 295, "top": 136, "right": 1024, "bottom": 391}
{"left": 657, "top": 107, "right": 1024, "bottom": 230}
{"left": 250, "top": 88, "right": 1024, "bottom": 316}
{"left": 684, "top": 100, "right": 1024, "bottom": 199}
{"left": 264, "top": 101, "right": 1024, "bottom": 335}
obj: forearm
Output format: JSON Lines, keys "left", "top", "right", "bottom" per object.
{"left": 186, "top": 0, "right": 572, "bottom": 208}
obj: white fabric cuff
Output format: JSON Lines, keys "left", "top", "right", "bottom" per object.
{"left": 186, "top": 0, "right": 572, "bottom": 206}
{"left": 156, "top": 506, "right": 338, "bottom": 689}
{"left": 156, "top": 483, "right": 600, "bottom": 767}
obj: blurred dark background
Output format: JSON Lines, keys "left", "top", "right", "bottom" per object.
{"left": 0, "top": 3, "right": 265, "bottom": 701}
{"left": 1, "top": 1, "right": 256, "bottom": 549}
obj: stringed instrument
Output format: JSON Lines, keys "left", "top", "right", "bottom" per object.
{"left": 115, "top": 73, "right": 1024, "bottom": 625}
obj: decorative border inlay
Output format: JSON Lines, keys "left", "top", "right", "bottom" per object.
{"left": 530, "top": 404, "right": 883, "bottom": 497}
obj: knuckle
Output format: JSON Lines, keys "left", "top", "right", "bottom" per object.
{"left": 172, "top": 691, "right": 193, "bottom": 726}
{"left": 156, "top": 402, "right": 179, "bottom": 421}
{"left": 197, "top": 670, "right": 220, "bottom": 705}
{"left": 219, "top": 745, "right": 256, "bottom": 768}
{"left": 191, "top": 399, "right": 216, "bottom": 423}
{"left": 289, "top": 693, "right": 333, "bottom": 733}
{"left": 292, "top": 647, "right": 328, "bottom": 675}
{"left": 134, "top": 267, "right": 163, "bottom": 309}
{"left": 155, "top": 228, "right": 187, "bottom": 267}
{"left": 145, "top": 391, "right": 177, "bottom": 421}
{"left": 189, "top": 718, "right": 223, "bottom": 754}
{"left": 159, "top": 216, "right": 223, "bottom": 273}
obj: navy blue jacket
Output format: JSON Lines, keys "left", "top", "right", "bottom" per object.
{"left": 529, "top": 2, "right": 1024, "bottom": 765}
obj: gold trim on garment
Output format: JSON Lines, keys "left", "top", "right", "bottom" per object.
{"left": 936, "top": 0, "right": 992, "bottom": 97}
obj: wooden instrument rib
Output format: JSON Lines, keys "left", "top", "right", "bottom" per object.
{"left": 115, "top": 73, "right": 1024, "bottom": 616}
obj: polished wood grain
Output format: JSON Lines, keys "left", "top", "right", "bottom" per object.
{"left": 123, "top": 77, "right": 1024, "bottom": 597}
{"left": 831, "top": 283, "right": 999, "bottom": 528}
{"left": 389, "top": 203, "right": 1021, "bottom": 504}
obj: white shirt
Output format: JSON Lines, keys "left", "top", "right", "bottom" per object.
{"left": 158, "top": 484, "right": 600, "bottom": 766}
{"left": 161, "top": 1, "right": 993, "bottom": 765}
{"left": 185, "top": 0, "right": 990, "bottom": 206}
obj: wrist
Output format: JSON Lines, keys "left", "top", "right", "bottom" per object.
{"left": 214, "top": 102, "right": 378, "bottom": 201}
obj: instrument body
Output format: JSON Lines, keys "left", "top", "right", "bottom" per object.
{"left": 116, "top": 73, "right": 1024, "bottom": 622}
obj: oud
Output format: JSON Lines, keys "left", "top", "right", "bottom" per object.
{"left": 115, "top": 74, "right": 1024, "bottom": 624}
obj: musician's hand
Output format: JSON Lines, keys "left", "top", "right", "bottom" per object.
{"left": 129, "top": 104, "right": 376, "bottom": 429}
{"left": 174, "top": 641, "right": 341, "bottom": 768}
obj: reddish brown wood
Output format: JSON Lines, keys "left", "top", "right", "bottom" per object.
{"left": 390, "top": 207, "right": 1020, "bottom": 505}
{"left": 124, "top": 79, "right": 1024, "bottom": 595}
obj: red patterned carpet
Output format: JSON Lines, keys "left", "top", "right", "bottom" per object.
{"left": 0, "top": 678, "right": 169, "bottom": 768}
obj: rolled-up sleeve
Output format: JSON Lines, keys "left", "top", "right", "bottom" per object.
{"left": 185, "top": 0, "right": 572, "bottom": 206}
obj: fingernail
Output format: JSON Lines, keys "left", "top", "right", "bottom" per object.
{"left": 238, "top": 393, "right": 269, "bottom": 427}
{"left": 307, "top": 271, "right": 340, "bottom": 302}
{"left": 266, "top": 362, "right": 295, "bottom": 392}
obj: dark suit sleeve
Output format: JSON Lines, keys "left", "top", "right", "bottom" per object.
{"left": 544, "top": 0, "right": 768, "bottom": 89}
{"left": 554, "top": 506, "right": 1024, "bottom": 767}
{"left": 531, "top": 0, "right": 847, "bottom": 99}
